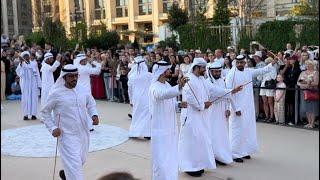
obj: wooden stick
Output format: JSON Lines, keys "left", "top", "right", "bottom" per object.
{"left": 53, "top": 114, "right": 61, "bottom": 180}
{"left": 211, "top": 81, "right": 253, "bottom": 103}
{"left": 186, "top": 81, "right": 201, "bottom": 107}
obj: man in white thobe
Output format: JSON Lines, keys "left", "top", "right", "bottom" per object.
{"left": 16, "top": 51, "right": 41, "bottom": 120}
{"left": 41, "top": 64, "right": 99, "bottom": 180}
{"left": 225, "top": 55, "right": 277, "bottom": 162}
{"left": 73, "top": 53, "right": 101, "bottom": 131}
{"left": 40, "top": 52, "right": 61, "bottom": 108}
{"left": 207, "top": 62, "right": 235, "bottom": 166}
{"left": 149, "top": 61, "right": 188, "bottom": 180}
{"left": 178, "top": 58, "right": 242, "bottom": 177}
{"left": 127, "top": 56, "right": 152, "bottom": 139}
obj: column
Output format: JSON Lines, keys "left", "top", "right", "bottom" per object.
{"left": 106, "top": 0, "right": 112, "bottom": 30}
{"left": 128, "top": 0, "right": 138, "bottom": 42}
{"left": 84, "top": 0, "right": 92, "bottom": 33}
{"left": 12, "top": 0, "right": 19, "bottom": 35}
{"left": 63, "top": 0, "right": 72, "bottom": 36}
{"left": 152, "top": 0, "right": 160, "bottom": 43}
{"left": 267, "top": 0, "right": 276, "bottom": 18}
{"left": 31, "top": 0, "right": 39, "bottom": 29}
{"left": 1, "top": 0, "right": 9, "bottom": 35}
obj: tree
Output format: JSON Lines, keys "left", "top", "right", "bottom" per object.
{"left": 168, "top": 2, "right": 188, "bottom": 31}
{"left": 84, "top": 30, "right": 120, "bottom": 49}
{"left": 290, "top": 0, "right": 319, "bottom": 18}
{"left": 42, "top": 17, "right": 68, "bottom": 49}
{"left": 212, "top": 0, "right": 230, "bottom": 25}
{"left": 132, "top": 38, "right": 139, "bottom": 49}
{"left": 158, "top": 35, "right": 180, "bottom": 51}
{"left": 233, "top": 0, "right": 264, "bottom": 25}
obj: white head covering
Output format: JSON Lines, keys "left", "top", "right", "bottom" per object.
{"left": 207, "top": 62, "right": 222, "bottom": 82}
{"left": 128, "top": 56, "right": 149, "bottom": 79}
{"left": 188, "top": 57, "right": 207, "bottom": 73}
{"left": 43, "top": 52, "right": 53, "bottom": 62}
{"left": 41, "top": 52, "right": 55, "bottom": 72}
{"left": 20, "top": 51, "right": 30, "bottom": 58}
{"left": 236, "top": 55, "right": 246, "bottom": 61}
{"left": 151, "top": 60, "right": 171, "bottom": 83}
{"left": 50, "top": 64, "right": 78, "bottom": 94}
{"left": 253, "top": 51, "right": 262, "bottom": 58}
{"left": 73, "top": 53, "right": 87, "bottom": 67}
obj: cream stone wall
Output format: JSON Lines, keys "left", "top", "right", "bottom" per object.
{"left": 30, "top": 0, "right": 302, "bottom": 44}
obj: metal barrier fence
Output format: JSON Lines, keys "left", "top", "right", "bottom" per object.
{"left": 253, "top": 86, "right": 319, "bottom": 125}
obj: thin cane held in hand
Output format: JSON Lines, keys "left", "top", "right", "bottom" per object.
{"left": 186, "top": 81, "right": 201, "bottom": 106}
{"left": 211, "top": 80, "right": 253, "bottom": 103}
{"left": 53, "top": 114, "right": 61, "bottom": 180}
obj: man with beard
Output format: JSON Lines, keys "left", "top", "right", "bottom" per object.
{"left": 41, "top": 64, "right": 99, "bottom": 180}
{"left": 149, "top": 60, "right": 188, "bottom": 180}
{"left": 178, "top": 58, "right": 242, "bottom": 177}
{"left": 225, "top": 55, "right": 277, "bottom": 163}
{"left": 207, "top": 62, "right": 235, "bottom": 166}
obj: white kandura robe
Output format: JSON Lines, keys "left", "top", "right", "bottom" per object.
{"left": 206, "top": 77, "right": 234, "bottom": 164}
{"left": 40, "top": 61, "right": 60, "bottom": 107}
{"left": 16, "top": 61, "right": 41, "bottom": 116}
{"left": 128, "top": 71, "right": 152, "bottom": 137}
{"left": 149, "top": 81, "right": 181, "bottom": 180}
{"left": 77, "top": 62, "right": 101, "bottom": 130}
{"left": 41, "top": 86, "right": 98, "bottom": 180}
{"left": 225, "top": 63, "right": 273, "bottom": 158}
{"left": 179, "top": 73, "right": 230, "bottom": 172}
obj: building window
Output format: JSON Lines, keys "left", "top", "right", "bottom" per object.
{"left": 21, "top": 21, "right": 28, "bottom": 26}
{"left": 122, "top": 25, "right": 128, "bottom": 30}
{"left": 116, "top": 0, "right": 128, "bottom": 17}
{"left": 94, "top": 0, "right": 106, "bottom": 19}
{"left": 8, "top": 19, "right": 14, "bottom": 25}
{"left": 143, "top": 23, "right": 153, "bottom": 43}
{"left": 74, "top": 0, "right": 83, "bottom": 11}
{"left": 163, "top": 0, "right": 172, "bottom": 13}
{"left": 7, "top": 10, "right": 14, "bottom": 17}
{"left": 139, "top": 0, "right": 152, "bottom": 15}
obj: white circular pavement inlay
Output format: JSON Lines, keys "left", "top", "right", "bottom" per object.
{"left": 1, "top": 124, "right": 129, "bottom": 157}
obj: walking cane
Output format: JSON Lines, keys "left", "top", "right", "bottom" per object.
{"left": 182, "top": 81, "right": 200, "bottom": 126}
{"left": 210, "top": 80, "right": 253, "bottom": 103}
{"left": 52, "top": 114, "right": 61, "bottom": 180}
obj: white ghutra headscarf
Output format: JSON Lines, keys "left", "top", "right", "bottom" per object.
{"left": 151, "top": 60, "right": 172, "bottom": 83}
{"left": 207, "top": 61, "right": 222, "bottom": 82}
{"left": 50, "top": 64, "right": 78, "bottom": 94}
{"left": 128, "top": 56, "right": 149, "bottom": 79}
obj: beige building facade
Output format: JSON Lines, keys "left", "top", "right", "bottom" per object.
{"left": 1, "top": 0, "right": 33, "bottom": 37}
{"left": 30, "top": 0, "right": 305, "bottom": 44}
{"left": 32, "top": 0, "right": 185, "bottom": 45}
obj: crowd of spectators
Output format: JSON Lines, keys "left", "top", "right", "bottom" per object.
{"left": 1, "top": 33, "right": 319, "bottom": 129}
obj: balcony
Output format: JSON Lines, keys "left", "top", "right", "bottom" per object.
{"left": 111, "top": 17, "right": 129, "bottom": 24}
{"left": 134, "top": 15, "right": 153, "bottom": 22}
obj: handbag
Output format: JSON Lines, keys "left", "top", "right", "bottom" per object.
{"left": 265, "top": 79, "right": 276, "bottom": 89}
{"left": 304, "top": 90, "right": 319, "bottom": 101}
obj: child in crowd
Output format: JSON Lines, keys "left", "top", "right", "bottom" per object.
{"left": 274, "top": 74, "right": 286, "bottom": 125}
{"left": 7, "top": 75, "right": 21, "bottom": 100}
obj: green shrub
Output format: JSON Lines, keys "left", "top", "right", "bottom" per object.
{"left": 177, "top": 24, "right": 228, "bottom": 51}
{"left": 158, "top": 35, "right": 180, "bottom": 51}
{"left": 254, "top": 19, "right": 319, "bottom": 51}
{"left": 83, "top": 30, "right": 119, "bottom": 49}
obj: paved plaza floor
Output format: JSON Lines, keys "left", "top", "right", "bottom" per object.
{"left": 1, "top": 100, "right": 319, "bottom": 180}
